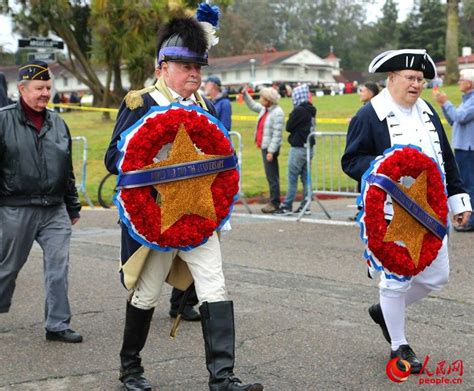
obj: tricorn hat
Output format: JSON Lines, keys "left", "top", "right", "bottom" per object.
{"left": 368, "top": 49, "right": 436, "bottom": 80}
{"left": 18, "top": 60, "right": 51, "bottom": 81}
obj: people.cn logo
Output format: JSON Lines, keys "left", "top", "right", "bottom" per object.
{"left": 386, "top": 357, "right": 411, "bottom": 383}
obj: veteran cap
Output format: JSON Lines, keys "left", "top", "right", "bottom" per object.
{"left": 206, "top": 75, "right": 221, "bottom": 86}
{"left": 18, "top": 60, "right": 51, "bottom": 81}
{"left": 368, "top": 49, "right": 437, "bottom": 80}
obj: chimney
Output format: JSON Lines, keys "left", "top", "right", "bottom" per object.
{"left": 462, "top": 47, "right": 472, "bottom": 57}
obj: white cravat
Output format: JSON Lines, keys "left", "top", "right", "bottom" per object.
{"left": 178, "top": 97, "right": 196, "bottom": 106}
{"left": 169, "top": 89, "right": 197, "bottom": 106}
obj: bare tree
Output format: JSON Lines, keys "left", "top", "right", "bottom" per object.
{"left": 445, "top": 0, "right": 460, "bottom": 84}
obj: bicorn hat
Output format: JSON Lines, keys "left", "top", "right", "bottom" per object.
{"left": 156, "top": 3, "right": 220, "bottom": 66}
{"left": 368, "top": 49, "right": 436, "bottom": 80}
{"left": 18, "top": 60, "right": 51, "bottom": 81}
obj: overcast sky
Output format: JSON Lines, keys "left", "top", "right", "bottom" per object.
{"left": 0, "top": 1, "right": 415, "bottom": 54}
{"left": 370, "top": 0, "right": 414, "bottom": 23}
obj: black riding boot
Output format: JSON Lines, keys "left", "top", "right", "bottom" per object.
{"left": 200, "top": 301, "right": 263, "bottom": 391}
{"left": 119, "top": 302, "right": 154, "bottom": 391}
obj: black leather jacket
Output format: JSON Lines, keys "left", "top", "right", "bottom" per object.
{"left": 0, "top": 101, "right": 81, "bottom": 218}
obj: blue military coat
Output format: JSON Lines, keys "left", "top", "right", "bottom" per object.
{"left": 104, "top": 92, "right": 217, "bottom": 272}
{"left": 341, "top": 99, "right": 465, "bottom": 198}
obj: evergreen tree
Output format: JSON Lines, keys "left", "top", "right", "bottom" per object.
{"left": 374, "top": 0, "right": 399, "bottom": 50}
{"left": 398, "top": 1, "right": 421, "bottom": 49}
{"left": 459, "top": 0, "right": 474, "bottom": 48}
{"left": 418, "top": 0, "right": 446, "bottom": 62}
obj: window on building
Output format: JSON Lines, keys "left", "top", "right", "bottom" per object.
{"left": 63, "top": 77, "right": 68, "bottom": 87}
{"left": 221, "top": 72, "right": 227, "bottom": 81}
{"left": 267, "top": 68, "right": 273, "bottom": 77}
{"left": 235, "top": 70, "right": 240, "bottom": 79}
{"left": 287, "top": 68, "right": 294, "bottom": 77}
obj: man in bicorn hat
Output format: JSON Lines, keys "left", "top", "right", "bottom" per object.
{"left": 0, "top": 61, "right": 82, "bottom": 343}
{"left": 105, "top": 11, "right": 263, "bottom": 391}
{"left": 342, "top": 49, "right": 471, "bottom": 373}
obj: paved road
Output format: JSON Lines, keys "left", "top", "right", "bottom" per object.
{"left": 0, "top": 199, "right": 472, "bottom": 390}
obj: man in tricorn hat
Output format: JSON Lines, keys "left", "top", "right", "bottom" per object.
{"left": 0, "top": 60, "right": 82, "bottom": 343}
{"left": 105, "top": 12, "right": 263, "bottom": 391}
{"left": 342, "top": 49, "right": 471, "bottom": 372}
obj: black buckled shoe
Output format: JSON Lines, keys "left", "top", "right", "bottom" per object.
{"left": 46, "top": 329, "right": 83, "bottom": 343}
{"left": 121, "top": 372, "right": 152, "bottom": 391}
{"left": 368, "top": 304, "right": 391, "bottom": 344}
{"left": 390, "top": 344, "right": 422, "bottom": 374}
{"left": 169, "top": 306, "right": 201, "bottom": 321}
{"left": 213, "top": 376, "right": 263, "bottom": 391}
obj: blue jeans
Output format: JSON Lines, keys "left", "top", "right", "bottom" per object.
{"left": 282, "top": 146, "right": 313, "bottom": 210}
{"left": 455, "top": 149, "right": 474, "bottom": 225}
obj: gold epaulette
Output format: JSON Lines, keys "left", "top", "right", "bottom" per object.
{"left": 124, "top": 86, "right": 156, "bottom": 110}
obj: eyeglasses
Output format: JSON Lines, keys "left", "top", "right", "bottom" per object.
{"left": 394, "top": 72, "right": 426, "bottom": 85}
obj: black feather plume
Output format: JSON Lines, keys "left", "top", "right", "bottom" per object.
{"left": 157, "top": 17, "right": 208, "bottom": 56}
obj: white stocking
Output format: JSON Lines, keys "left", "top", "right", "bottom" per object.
{"left": 380, "top": 294, "right": 408, "bottom": 351}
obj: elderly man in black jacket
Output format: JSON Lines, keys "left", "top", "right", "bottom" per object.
{"left": 0, "top": 73, "right": 10, "bottom": 107}
{"left": 274, "top": 84, "right": 316, "bottom": 216}
{"left": 0, "top": 61, "right": 82, "bottom": 343}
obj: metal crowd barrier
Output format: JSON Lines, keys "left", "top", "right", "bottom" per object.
{"left": 296, "top": 131, "right": 358, "bottom": 221}
{"left": 229, "top": 131, "right": 251, "bottom": 214}
{"left": 71, "top": 136, "right": 94, "bottom": 207}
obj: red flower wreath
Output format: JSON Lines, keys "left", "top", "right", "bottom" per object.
{"left": 116, "top": 106, "right": 239, "bottom": 250}
{"left": 362, "top": 147, "right": 448, "bottom": 277}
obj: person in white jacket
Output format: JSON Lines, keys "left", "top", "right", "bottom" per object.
{"left": 242, "top": 87, "right": 284, "bottom": 213}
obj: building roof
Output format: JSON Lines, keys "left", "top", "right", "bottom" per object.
{"left": 207, "top": 50, "right": 299, "bottom": 72}
{"left": 324, "top": 52, "right": 339, "bottom": 60}
{"left": 436, "top": 54, "right": 474, "bottom": 66}
{"left": 206, "top": 49, "right": 334, "bottom": 73}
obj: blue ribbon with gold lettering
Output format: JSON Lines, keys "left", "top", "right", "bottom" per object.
{"left": 366, "top": 173, "right": 446, "bottom": 240}
{"left": 117, "top": 154, "right": 237, "bottom": 189}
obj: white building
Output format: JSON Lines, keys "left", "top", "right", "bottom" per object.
{"left": 204, "top": 49, "right": 339, "bottom": 88}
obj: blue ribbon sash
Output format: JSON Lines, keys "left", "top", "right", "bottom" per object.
{"left": 366, "top": 173, "right": 446, "bottom": 240}
{"left": 118, "top": 154, "right": 237, "bottom": 189}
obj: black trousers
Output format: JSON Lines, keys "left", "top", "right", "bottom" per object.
{"left": 170, "top": 286, "right": 198, "bottom": 310}
{"left": 261, "top": 148, "right": 280, "bottom": 206}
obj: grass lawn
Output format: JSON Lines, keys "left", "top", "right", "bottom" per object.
{"left": 64, "top": 85, "right": 461, "bottom": 206}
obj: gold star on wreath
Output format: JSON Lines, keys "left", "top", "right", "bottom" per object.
{"left": 144, "top": 124, "right": 220, "bottom": 233}
{"left": 383, "top": 171, "right": 442, "bottom": 267}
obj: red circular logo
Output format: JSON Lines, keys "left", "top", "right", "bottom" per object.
{"left": 386, "top": 357, "right": 411, "bottom": 383}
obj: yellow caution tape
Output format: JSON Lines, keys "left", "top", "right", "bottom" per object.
{"left": 49, "top": 104, "right": 449, "bottom": 126}
{"left": 48, "top": 103, "right": 118, "bottom": 113}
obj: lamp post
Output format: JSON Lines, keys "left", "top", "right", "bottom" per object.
{"left": 249, "top": 58, "right": 256, "bottom": 82}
